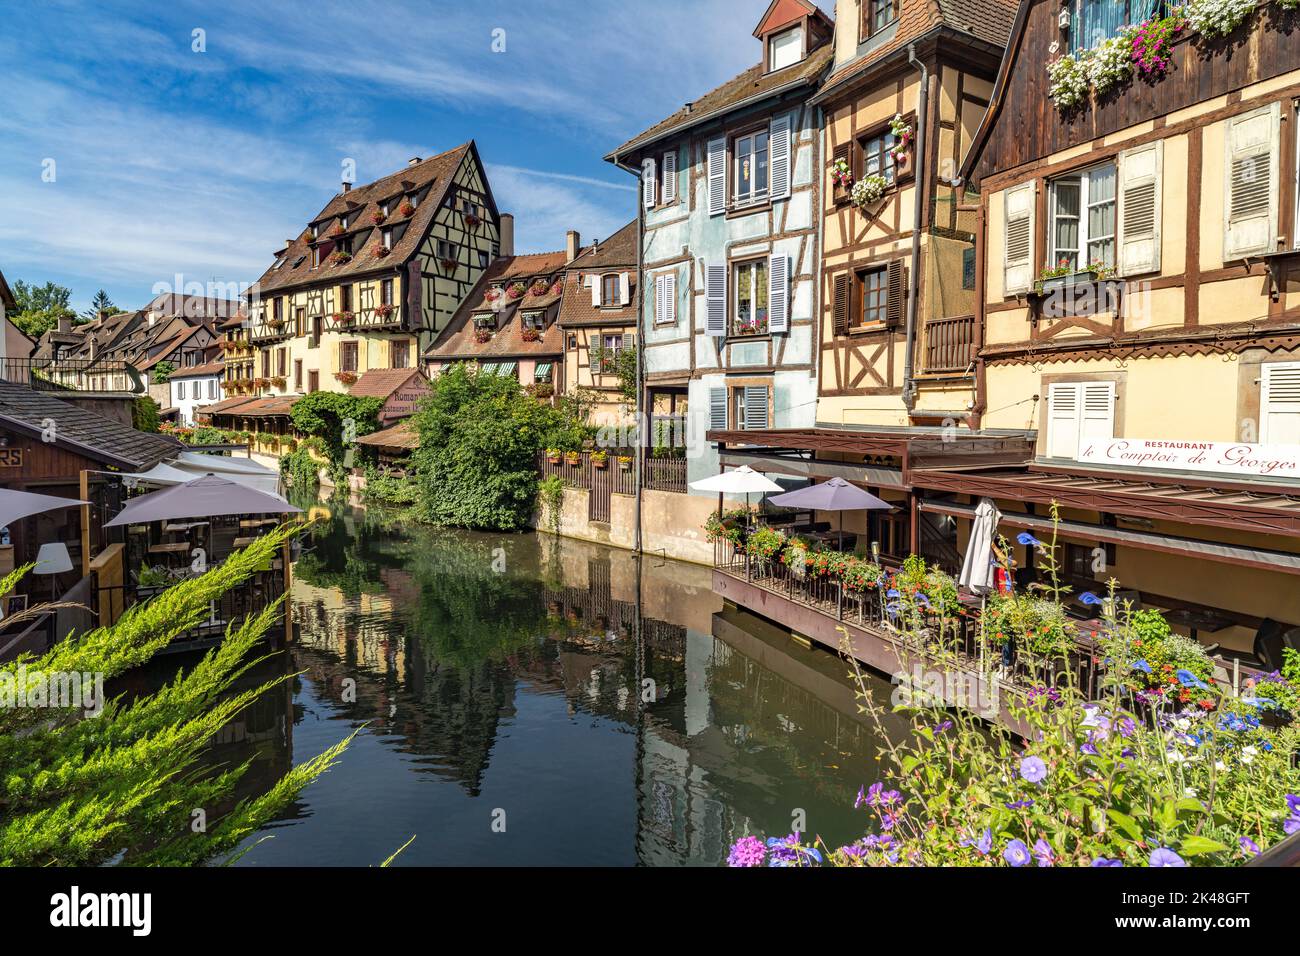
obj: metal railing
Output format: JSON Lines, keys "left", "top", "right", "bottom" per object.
{"left": 538, "top": 451, "right": 687, "bottom": 495}
{"left": 0, "top": 357, "right": 143, "bottom": 394}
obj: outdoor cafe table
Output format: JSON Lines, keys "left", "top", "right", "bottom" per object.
{"left": 148, "top": 542, "right": 190, "bottom": 557}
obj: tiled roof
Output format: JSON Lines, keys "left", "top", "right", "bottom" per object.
{"left": 608, "top": 45, "right": 833, "bottom": 159}
{"left": 197, "top": 395, "right": 259, "bottom": 418}
{"left": 136, "top": 325, "right": 209, "bottom": 371}
{"left": 559, "top": 221, "right": 638, "bottom": 328}
{"left": 0, "top": 381, "right": 181, "bottom": 471}
{"left": 168, "top": 361, "right": 225, "bottom": 379}
{"left": 355, "top": 419, "right": 419, "bottom": 452}
{"left": 570, "top": 220, "right": 637, "bottom": 271}
{"left": 238, "top": 395, "right": 301, "bottom": 417}
{"left": 425, "top": 260, "right": 568, "bottom": 363}
{"left": 347, "top": 368, "right": 430, "bottom": 401}
{"left": 817, "top": 0, "right": 1016, "bottom": 101}
{"left": 251, "top": 143, "right": 473, "bottom": 297}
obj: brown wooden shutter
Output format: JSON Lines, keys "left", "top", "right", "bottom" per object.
{"left": 832, "top": 143, "right": 851, "bottom": 204}
{"left": 832, "top": 273, "right": 850, "bottom": 336}
{"left": 885, "top": 259, "right": 906, "bottom": 328}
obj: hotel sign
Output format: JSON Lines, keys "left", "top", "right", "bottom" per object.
{"left": 0, "top": 447, "right": 24, "bottom": 468}
{"left": 1078, "top": 438, "right": 1300, "bottom": 480}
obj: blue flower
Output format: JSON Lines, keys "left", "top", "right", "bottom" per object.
{"left": 1017, "top": 532, "right": 1045, "bottom": 548}
{"left": 1078, "top": 591, "right": 1103, "bottom": 606}
{"left": 1090, "top": 857, "right": 1123, "bottom": 867}
{"left": 886, "top": 588, "right": 901, "bottom": 599}
{"left": 1033, "top": 839, "right": 1055, "bottom": 867}
{"left": 1131, "top": 659, "right": 1152, "bottom": 673}
{"left": 1003, "top": 839, "right": 1032, "bottom": 867}
{"left": 1176, "top": 669, "right": 1210, "bottom": 691}
{"left": 960, "top": 827, "right": 993, "bottom": 855}
{"left": 915, "top": 593, "right": 932, "bottom": 608}
{"left": 1019, "top": 755, "right": 1048, "bottom": 784}
{"left": 1239, "top": 837, "right": 1261, "bottom": 858}
{"left": 1149, "top": 847, "right": 1186, "bottom": 868}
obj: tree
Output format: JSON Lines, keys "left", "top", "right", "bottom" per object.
{"left": 82, "top": 289, "right": 124, "bottom": 322}
{"left": 589, "top": 343, "right": 638, "bottom": 405}
{"left": 408, "top": 364, "right": 591, "bottom": 530}
{"left": 150, "top": 361, "right": 176, "bottom": 385}
{"left": 132, "top": 395, "right": 161, "bottom": 432}
{"left": 9, "top": 279, "right": 75, "bottom": 340}
{"left": 0, "top": 527, "right": 353, "bottom": 865}
{"left": 289, "top": 391, "right": 383, "bottom": 482}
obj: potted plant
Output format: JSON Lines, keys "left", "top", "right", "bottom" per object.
{"left": 329, "top": 250, "right": 353, "bottom": 265}
{"left": 332, "top": 310, "right": 356, "bottom": 327}
{"left": 370, "top": 210, "right": 387, "bottom": 225}
{"left": 830, "top": 156, "right": 854, "bottom": 195}
{"left": 254, "top": 377, "right": 270, "bottom": 389}
{"left": 851, "top": 174, "right": 890, "bottom": 211}
{"left": 529, "top": 279, "right": 550, "bottom": 297}
{"left": 484, "top": 287, "right": 503, "bottom": 304}
{"left": 335, "top": 371, "right": 358, "bottom": 386}
{"left": 506, "top": 282, "right": 526, "bottom": 300}
{"left": 888, "top": 113, "right": 913, "bottom": 166}
{"left": 591, "top": 450, "right": 609, "bottom": 469}
{"left": 375, "top": 302, "right": 396, "bottom": 319}
{"left": 474, "top": 328, "right": 493, "bottom": 344}
{"left": 329, "top": 223, "right": 346, "bottom": 237}
{"left": 565, "top": 450, "right": 582, "bottom": 466}
{"left": 399, "top": 200, "right": 416, "bottom": 217}
{"left": 372, "top": 244, "right": 390, "bottom": 259}
{"left": 546, "top": 447, "right": 562, "bottom": 464}
{"left": 618, "top": 455, "right": 634, "bottom": 472}
{"left": 463, "top": 211, "right": 481, "bottom": 228}
{"left": 270, "top": 375, "right": 287, "bottom": 389}
{"left": 521, "top": 327, "right": 541, "bottom": 342}
{"left": 550, "top": 280, "right": 564, "bottom": 296}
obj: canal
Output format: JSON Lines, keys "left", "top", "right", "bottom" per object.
{"left": 184, "top": 501, "right": 905, "bottom": 866}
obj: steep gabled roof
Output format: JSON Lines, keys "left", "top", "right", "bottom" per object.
{"left": 958, "top": 0, "right": 1030, "bottom": 183}
{"left": 606, "top": 44, "right": 833, "bottom": 160}
{"left": 753, "top": 0, "right": 834, "bottom": 37}
{"left": 0, "top": 381, "right": 181, "bottom": 471}
{"left": 347, "top": 368, "right": 430, "bottom": 401}
{"left": 0, "top": 268, "right": 16, "bottom": 312}
{"left": 251, "top": 143, "right": 479, "bottom": 297}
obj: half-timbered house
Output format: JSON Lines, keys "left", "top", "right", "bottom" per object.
{"left": 933, "top": 0, "right": 1300, "bottom": 662}
{"left": 605, "top": 0, "right": 835, "bottom": 489}
{"left": 247, "top": 143, "right": 502, "bottom": 401}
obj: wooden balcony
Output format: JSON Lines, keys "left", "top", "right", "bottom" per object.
{"left": 921, "top": 314, "right": 976, "bottom": 375}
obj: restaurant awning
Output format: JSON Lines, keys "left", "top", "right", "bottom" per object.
{"left": 0, "top": 489, "right": 88, "bottom": 529}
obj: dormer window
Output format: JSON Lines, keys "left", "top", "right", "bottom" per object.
{"left": 382, "top": 228, "right": 393, "bottom": 250}
{"left": 522, "top": 312, "right": 544, "bottom": 330}
{"left": 601, "top": 274, "right": 620, "bottom": 306}
{"left": 863, "top": 0, "right": 899, "bottom": 40}
{"left": 767, "top": 25, "right": 803, "bottom": 71}
{"left": 380, "top": 200, "right": 390, "bottom": 216}
{"left": 408, "top": 192, "right": 420, "bottom": 210}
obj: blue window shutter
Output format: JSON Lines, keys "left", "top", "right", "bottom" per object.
{"left": 705, "top": 263, "right": 727, "bottom": 337}
{"left": 768, "top": 253, "right": 789, "bottom": 334}
{"left": 709, "top": 387, "right": 728, "bottom": 431}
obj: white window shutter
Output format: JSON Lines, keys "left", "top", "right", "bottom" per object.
{"left": 1046, "top": 383, "right": 1082, "bottom": 459}
{"left": 662, "top": 150, "right": 677, "bottom": 203}
{"left": 653, "top": 275, "right": 664, "bottom": 324}
{"left": 705, "top": 262, "right": 727, "bottom": 336}
{"left": 1224, "top": 102, "right": 1281, "bottom": 260}
{"left": 1080, "top": 382, "right": 1116, "bottom": 444}
{"left": 591, "top": 274, "right": 602, "bottom": 307}
{"left": 769, "top": 113, "right": 791, "bottom": 201}
{"left": 642, "top": 158, "right": 657, "bottom": 210}
{"left": 709, "top": 387, "right": 728, "bottom": 431}
{"left": 663, "top": 272, "right": 676, "bottom": 324}
{"left": 1003, "top": 182, "right": 1036, "bottom": 295}
{"left": 744, "top": 386, "right": 769, "bottom": 430}
{"left": 767, "top": 254, "right": 789, "bottom": 333}
{"left": 1117, "top": 141, "right": 1163, "bottom": 277}
{"left": 619, "top": 272, "right": 631, "bottom": 306}
{"left": 1261, "top": 362, "right": 1300, "bottom": 444}
{"left": 622, "top": 333, "right": 634, "bottom": 352}
{"left": 707, "top": 137, "right": 727, "bottom": 216}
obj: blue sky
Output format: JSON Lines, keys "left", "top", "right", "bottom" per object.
{"left": 0, "top": 0, "right": 834, "bottom": 313}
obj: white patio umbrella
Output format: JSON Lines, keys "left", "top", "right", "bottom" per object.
{"left": 0, "top": 489, "right": 88, "bottom": 529}
{"left": 958, "top": 497, "right": 1002, "bottom": 595}
{"left": 689, "top": 466, "right": 784, "bottom": 524}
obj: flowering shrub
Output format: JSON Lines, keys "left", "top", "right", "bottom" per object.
{"left": 1130, "top": 14, "right": 1185, "bottom": 78}
{"left": 1101, "top": 608, "right": 1217, "bottom": 706}
{"left": 484, "top": 287, "right": 503, "bottom": 303}
{"left": 1185, "top": 0, "right": 1257, "bottom": 39}
{"left": 521, "top": 327, "right": 541, "bottom": 342}
{"left": 375, "top": 303, "right": 395, "bottom": 319}
{"left": 334, "top": 371, "right": 358, "bottom": 386}
{"left": 745, "top": 526, "right": 787, "bottom": 564}
{"left": 371, "top": 243, "right": 390, "bottom": 259}
{"left": 703, "top": 508, "right": 752, "bottom": 545}
{"left": 529, "top": 279, "right": 550, "bottom": 297}
{"left": 830, "top": 157, "right": 854, "bottom": 192}
{"left": 851, "top": 174, "right": 890, "bottom": 209}
{"left": 370, "top": 210, "right": 386, "bottom": 225}
{"left": 399, "top": 200, "right": 415, "bottom": 217}
{"left": 983, "top": 591, "right": 1074, "bottom": 656}
{"left": 1250, "top": 649, "right": 1300, "bottom": 717}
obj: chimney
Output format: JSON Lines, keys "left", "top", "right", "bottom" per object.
{"left": 566, "top": 230, "right": 581, "bottom": 263}
{"left": 342, "top": 181, "right": 351, "bottom": 192}
{"left": 57, "top": 313, "right": 72, "bottom": 334}
{"left": 499, "top": 213, "right": 515, "bottom": 257}
{"left": 408, "top": 156, "right": 422, "bottom": 167}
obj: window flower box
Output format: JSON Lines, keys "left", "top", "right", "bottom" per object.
{"left": 521, "top": 328, "right": 541, "bottom": 342}
{"left": 329, "top": 223, "right": 346, "bottom": 237}
{"left": 529, "top": 279, "right": 550, "bottom": 297}
{"left": 734, "top": 318, "right": 769, "bottom": 336}
{"left": 463, "top": 212, "right": 481, "bottom": 229}
{"left": 565, "top": 451, "right": 582, "bottom": 466}
{"left": 375, "top": 303, "right": 395, "bottom": 319}
{"left": 329, "top": 250, "right": 352, "bottom": 265}
{"left": 370, "top": 210, "right": 387, "bottom": 225}
{"left": 546, "top": 448, "right": 562, "bottom": 464}
{"left": 851, "top": 174, "right": 890, "bottom": 211}
{"left": 484, "top": 287, "right": 503, "bottom": 304}
{"left": 372, "top": 244, "right": 390, "bottom": 259}
{"left": 590, "top": 451, "right": 609, "bottom": 469}
{"left": 506, "top": 282, "right": 526, "bottom": 300}
{"left": 399, "top": 201, "right": 416, "bottom": 217}
{"left": 254, "top": 377, "right": 270, "bottom": 389}
{"left": 618, "top": 455, "right": 634, "bottom": 472}
{"left": 335, "top": 371, "right": 358, "bottom": 386}
{"left": 332, "top": 310, "right": 356, "bottom": 327}
{"left": 1033, "top": 261, "right": 1117, "bottom": 295}
{"left": 270, "top": 376, "right": 287, "bottom": 389}
{"left": 474, "top": 329, "right": 493, "bottom": 344}
{"left": 550, "top": 280, "right": 563, "bottom": 296}
{"left": 267, "top": 317, "right": 285, "bottom": 329}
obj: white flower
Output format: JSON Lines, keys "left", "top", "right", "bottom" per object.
{"left": 1184, "top": 787, "right": 1198, "bottom": 798}
{"left": 1167, "top": 749, "right": 1186, "bottom": 763}
{"left": 1186, "top": 0, "right": 1258, "bottom": 39}
{"left": 1215, "top": 760, "right": 1227, "bottom": 771}
{"left": 1240, "top": 745, "right": 1258, "bottom": 765}
{"left": 850, "top": 174, "right": 890, "bottom": 209}
{"left": 1174, "top": 718, "right": 1190, "bottom": 731}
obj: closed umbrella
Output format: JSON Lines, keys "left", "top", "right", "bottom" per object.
{"left": 0, "top": 489, "right": 88, "bottom": 529}
{"left": 958, "top": 497, "right": 1001, "bottom": 595}
{"left": 104, "top": 474, "right": 302, "bottom": 528}
{"left": 768, "top": 477, "right": 891, "bottom": 550}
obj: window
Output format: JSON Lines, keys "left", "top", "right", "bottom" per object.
{"left": 381, "top": 279, "right": 394, "bottom": 306}
{"left": 382, "top": 228, "right": 393, "bottom": 250}
{"left": 1046, "top": 381, "right": 1115, "bottom": 459}
{"left": 408, "top": 192, "right": 420, "bottom": 210}
{"left": 437, "top": 239, "right": 456, "bottom": 260}
{"left": 380, "top": 201, "right": 390, "bottom": 216}
{"left": 1295, "top": 103, "right": 1300, "bottom": 249}
{"left": 391, "top": 340, "right": 410, "bottom": 369}
{"left": 295, "top": 306, "right": 306, "bottom": 337}
{"left": 733, "top": 129, "right": 769, "bottom": 206}
{"left": 733, "top": 259, "right": 769, "bottom": 335}
{"left": 311, "top": 315, "right": 323, "bottom": 343}
{"left": 294, "top": 359, "right": 302, "bottom": 390}
{"left": 277, "top": 347, "right": 287, "bottom": 377}
{"left": 340, "top": 342, "right": 359, "bottom": 373}
{"left": 601, "top": 274, "right": 619, "bottom": 306}
{"left": 478, "top": 250, "right": 490, "bottom": 268}
{"left": 1050, "top": 162, "right": 1117, "bottom": 273}
{"left": 207, "top": 379, "right": 217, "bottom": 399}
{"left": 311, "top": 245, "right": 322, "bottom": 268}
{"left": 733, "top": 385, "right": 770, "bottom": 430}
{"left": 599, "top": 334, "right": 622, "bottom": 373}
{"left": 859, "top": 266, "right": 888, "bottom": 326}
{"left": 864, "top": 0, "right": 899, "bottom": 38}
{"left": 768, "top": 25, "right": 802, "bottom": 71}
{"left": 177, "top": 381, "right": 186, "bottom": 401}
{"left": 861, "top": 130, "right": 897, "bottom": 185}
{"left": 1261, "top": 363, "right": 1300, "bottom": 443}
{"left": 339, "top": 285, "right": 352, "bottom": 313}
{"left": 308, "top": 369, "right": 320, "bottom": 392}
{"left": 1071, "top": 0, "right": 1165, "bottom": 53}
{"left": 523, "top": 312, "right": 544, "bottom": 330}
{"left": 273, "top": 298, "right": 283, "bottom": 322}
{"left": 340, "top": 214, "right": 349, "bottom": 229}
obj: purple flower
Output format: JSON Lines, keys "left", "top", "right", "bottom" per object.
{"left": 854, "top": 785, "right": 867, "bottom": 809}
{"left": 766, "top": 833, "right": 823, "bottom": 867}
{"left": 1006, "top": 799, "right": 1034, "bottom": 810}
{"left": 1149, "top": 848, "right": 1186, "bottom": 868}
{"left": 1286, "top": 794, "right": 1300, "bottom": 816}
{"left": 1286, "top": 817, "right": 1300, "bottom": 836}
{"left": 1003, "top": 839, "right": 1032, "bottom": 867}
{"left": 1017, "top": 532, "right": 1045, "bottom": 548}
{"left": 1078, "top": 591, "right": 1103, "bottom": 606}
{"left": 1118, "top": 717, "right": 1136, "bottom": 739}
{"left": 960, "top": 827, "right": 993, "bottom": 855}
{"left": 1019, "top": 756, "right": 1048, "bottom": 784}
{"left": 1033, "top": 839, "right": 1055, "bottom": 867}
{"left": 727, "top": 835, "right": 767, "bottom": 867}
{"left": 1091, "top": 857, "right": 1123, "bottom": 867}
{"left": 1239, "top": 837, "right": 1261, "bottom": 858}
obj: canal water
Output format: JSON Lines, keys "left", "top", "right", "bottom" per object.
{"left": 190, "top": 501, "right": 903, "bottom": 866}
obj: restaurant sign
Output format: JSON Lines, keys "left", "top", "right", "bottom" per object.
{"left": 1078, "top": 438, "right": 1300, "bottom": 480}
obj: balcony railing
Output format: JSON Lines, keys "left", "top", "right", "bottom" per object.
{"left": 0, "top": 357, "right": 143, "bottom": 394}
{"left": 922, "top": 314, "right": 976, "bottom": 374}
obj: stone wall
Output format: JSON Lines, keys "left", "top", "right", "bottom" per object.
{"left": 537, "top": 487, "right": 718, "bottom": 566}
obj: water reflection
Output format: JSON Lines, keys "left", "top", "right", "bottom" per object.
{"left": 210, "top": 502, "right": 903, "bottom": 866}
